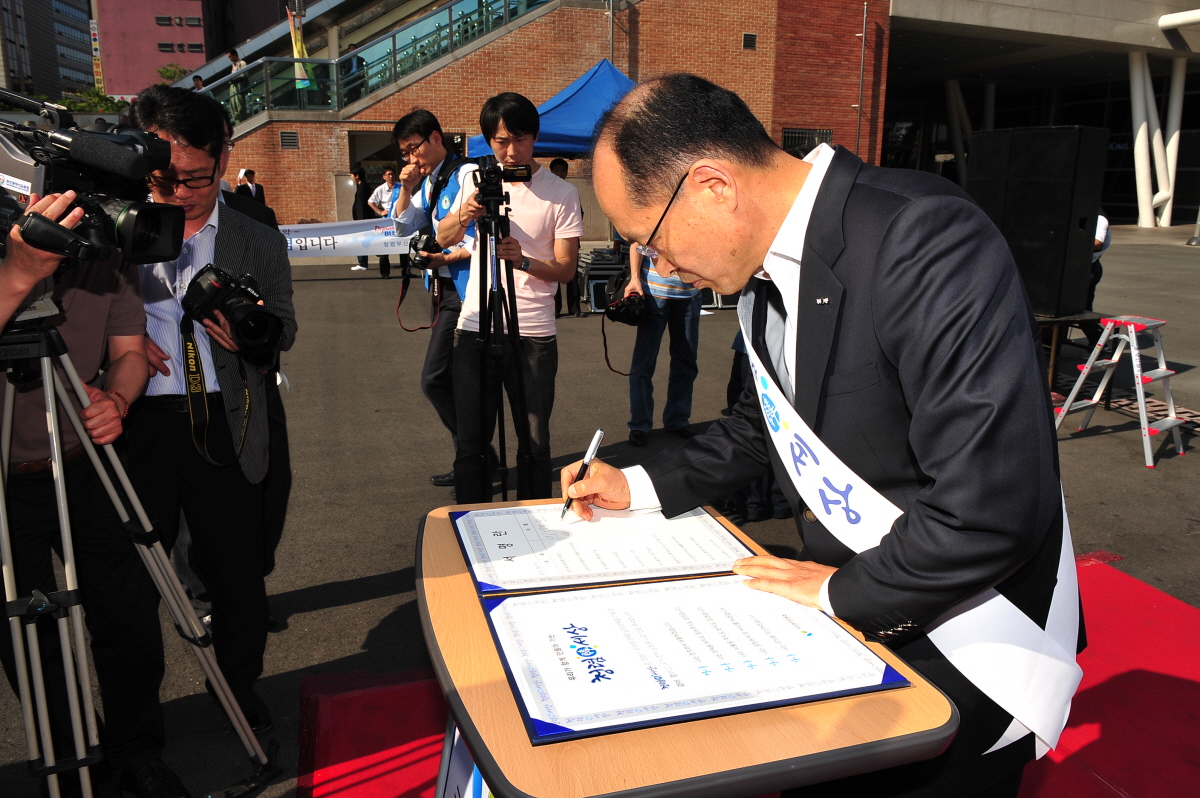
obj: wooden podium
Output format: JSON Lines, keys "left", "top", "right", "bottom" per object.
{"left": 417, "top": 500, "right": 958, "bottom": 798}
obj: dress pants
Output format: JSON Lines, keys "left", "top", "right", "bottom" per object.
{"left": 628, "top": 293, "right": 702, "bottom": 432}
{"left": 0, "top": 458, "right": 165, "bottom": 772}
{"left": 262, "top": 374, "right": 291, "bottom": 576}
{"left": 452, "top": 330, "right": 557, "bottom": 503}
{"left": 125, "top": 393, "right": 268, "bottom": 699}
{"left": 421, "top": 278, "right": 462, "bottom": 451}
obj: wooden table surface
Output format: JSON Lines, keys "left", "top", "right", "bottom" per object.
{"left": 417, "top": 500, "right": 957, "bottom": 798}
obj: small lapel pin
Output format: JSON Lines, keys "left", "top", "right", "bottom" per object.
{"left": 816, "top": 297, "right": 830, "bottom": 305}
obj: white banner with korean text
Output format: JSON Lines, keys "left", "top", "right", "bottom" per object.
{"left": 278, "top": 218, "right": 414, "bottom": 258}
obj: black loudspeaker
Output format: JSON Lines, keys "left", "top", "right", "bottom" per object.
{"left": 967, "top": 126, "right": 1109, "bottom": 317}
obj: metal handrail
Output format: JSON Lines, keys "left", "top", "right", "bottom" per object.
{"left": 205, "top": 0, "right": 549, "bottom": 125}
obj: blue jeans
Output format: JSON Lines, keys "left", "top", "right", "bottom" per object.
{"left": 629, "top": 292, "right": 702, "bottom": 432}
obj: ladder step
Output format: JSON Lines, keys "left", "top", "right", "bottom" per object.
{"left": 1102, "top": 315, "right": 1166, "bottom": 332}
{"left": 1147, "top": 418, "right": 1184, "bottom": 435}
{"left": 1079, "top": 360, "right": 1117, "bottom": 372}
{"left": 1139, "top": 369, "right": 1176, "bottom": 384}
{"left": 1057, "top": 400, "right": 1098, "bottom": 416}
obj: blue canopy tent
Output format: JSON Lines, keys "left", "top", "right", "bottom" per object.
{"left": 466, "top": 59, "right": 635, "bottom": 157}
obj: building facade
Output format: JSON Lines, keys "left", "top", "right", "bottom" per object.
{"left": 93, "top": 0, "right": 210, "bottom": 98}
{"left": 194, "top": 0, "right": 1199, "bottom": 229}
{"left": 1, "top": 0, "right": 95, "bottom": 100}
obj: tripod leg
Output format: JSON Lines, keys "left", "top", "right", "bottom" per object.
{"left": 25, "top": 623, "right": 62, "bottom": 798}
{"left": 51, "top": 365, "right": 272, "bottom": 769}
{"left": 39, "top": 359, "right": 96, "bottom": 796}
{"left": 2, "top": 376, "right": 14, "bottom": 479}
{"left": 0, "top": 441, "right": 42, "bottom": 763}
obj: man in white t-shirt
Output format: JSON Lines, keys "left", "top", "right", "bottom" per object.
{"left": 438, "top": 92, "right": 583, "bottom": 502}
{"left": 364, "top": 165, "right": 401, "bottom": 277}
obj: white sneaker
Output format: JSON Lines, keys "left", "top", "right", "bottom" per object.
{"left": 351, "top": 265, "right": 367, "bottom": 271}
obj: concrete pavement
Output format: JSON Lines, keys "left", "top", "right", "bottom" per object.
{"left": 1, "top": 228, "right": 1196, "bottom": 797}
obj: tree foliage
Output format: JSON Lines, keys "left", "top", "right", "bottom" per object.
{"left": 59, "top": 88, "right": 129, "bottom": 114}
{"left": 157, "top": 63, "right": 189, "bottom": 83}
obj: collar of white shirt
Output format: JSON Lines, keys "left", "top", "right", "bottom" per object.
{"left": 756, "top": 142, "right": 836, "bottom": 309}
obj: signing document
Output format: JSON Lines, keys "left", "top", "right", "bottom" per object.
{"left": 450, "top": 507, "right": 907, "bottom": 743}
{"left": 452, "top": 505, "right": 754, "bottom": 593}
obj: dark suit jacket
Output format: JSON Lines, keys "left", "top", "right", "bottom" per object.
{"left": 210, "top": 203, "right": 296, "bottom": 484}
{"left": 235, "top": 182, "right": 266, "bottom": 204}
{"left": 644, "top": 147, "right": 1077, "bottom": 793}
{"left": 223, "top": 189, "right": 278, "bottom": 230}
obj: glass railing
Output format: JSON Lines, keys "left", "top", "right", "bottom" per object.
{"left": 206, "top": 0, "right": 551, "bottom": 125}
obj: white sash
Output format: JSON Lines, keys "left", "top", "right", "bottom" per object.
{"left": 740, "top": 307, "right": 1082, "bottom": 755}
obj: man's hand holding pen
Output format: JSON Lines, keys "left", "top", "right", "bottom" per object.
{"left": 558, "top": 458, "right": 630, "bottom": 521}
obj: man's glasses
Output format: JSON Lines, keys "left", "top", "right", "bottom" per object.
{"left": 399, "top": 134, "right": 430, "bottom": 160}
{"left": 147, "top": 163, "right": 218, "bottom": 191}
{"left": 634, "top": 171, "right": 688, "bottom": 260}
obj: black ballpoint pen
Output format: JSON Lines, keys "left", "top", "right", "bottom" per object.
{"left": 561, "top": 428, "right": 605, "bottom": 519}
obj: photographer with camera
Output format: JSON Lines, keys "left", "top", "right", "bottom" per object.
{"left": 125, "top": 85, "right": 296, "bottom": 737}
{"left": 390, "top": 109, "right": 477, "bottom": 487}
{"left": 0, "top": 192, "right": 188, "bottom": 796}
{"left": 438, "top": 92, "right": 582, "bottom": 503}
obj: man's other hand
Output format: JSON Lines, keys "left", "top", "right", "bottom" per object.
{"left": 80, "top": 385, "right": 124, "bottom": 446}
{"left": 559, "top": 458, "right": 631, "bottom": 521}
{"left": 2, "top": 191, "right": 86, "bottom": 285}
{"left": 146, "top": 336, "right": 171, "bottom": 378}
{"left": 399, "top": 164, "right": 422, "bottom": 191}
{"left": 496, "top": 236, "right": 523, "bottom": 264}
{"left": 732, "top": 556, "right": 837, "bottom": 610}
{"left": 203, "top": 309, "right": 241, "bottom": 352}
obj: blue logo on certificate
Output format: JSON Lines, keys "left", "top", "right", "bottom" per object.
{"left": 762, "top": 393, "right": 781, "bottom": 432}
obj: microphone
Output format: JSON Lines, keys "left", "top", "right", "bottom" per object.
{"left": 48, "top": 130, "right": 151, "bottom": 181}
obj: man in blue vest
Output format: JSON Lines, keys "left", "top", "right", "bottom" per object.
{"left": 392, "top": 109, "right": 477, "bottom": 486}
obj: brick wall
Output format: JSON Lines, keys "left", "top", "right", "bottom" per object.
{"left": 773, "top": 0, "right": 890, "bottom": 164}
{"left": 227, "top": 0, "right": 889, "bottom": 225}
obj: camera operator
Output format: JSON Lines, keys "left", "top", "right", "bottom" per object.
{"left": 125, "top": 85, "right": 297, "bottom": 736}
{"left": 0, "top": 193, "right": 188, "bottom": 797}
{"left": 390, "top": 108, "right": 477, "bottom": 487}
{"left": 438, "top": 92, "right": 582, "bottom": 502}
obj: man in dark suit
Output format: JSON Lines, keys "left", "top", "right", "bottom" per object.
{"left": 126, "top": 85, "right": 296, "bottom": 737}
{"left": 235, "top": 169, "right": 266, "bottom": 204}
{"left": 564, "top": 74, "right": 1083, "bottom": 797}
{"left": 223, "top": 186, "right": 278, "bottom": 229}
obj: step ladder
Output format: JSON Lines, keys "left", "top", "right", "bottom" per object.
{"left": 1055, "top": 315, "right": 1185, "bottom": 468}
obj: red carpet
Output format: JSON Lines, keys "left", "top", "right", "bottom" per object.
{"left": 297, "top": 669, "right": 448, "bottom": 798}
{"left": 1020, "top": 556, "right": 1200, "bottom": 797}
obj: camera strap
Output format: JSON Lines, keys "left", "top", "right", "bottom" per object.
{"left": 180, "top": 317, "right": 250, "bottom": 467}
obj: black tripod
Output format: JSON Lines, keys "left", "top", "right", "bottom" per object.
{"left": 472, "top": 173, "right": 535, "bottom": 501}
{"left": 0, "top": 311, "right": 279, "bottom": 798}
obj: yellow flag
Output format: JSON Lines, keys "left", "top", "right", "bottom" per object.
{"left": 287, "top": 8, "right": 312, "bottom": 88}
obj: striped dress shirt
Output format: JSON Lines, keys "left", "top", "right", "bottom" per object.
{"left": 141, "top": 202, "right": 220, "bottom": 395}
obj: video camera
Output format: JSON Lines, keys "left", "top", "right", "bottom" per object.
{"left": 472, "top": 159, "right": 531, "bottom": 215}
{"left": 0, "top": 87, "right": 185, "bottom": 267}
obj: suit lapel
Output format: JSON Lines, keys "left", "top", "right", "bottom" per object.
{"left": 791, "top": 146, "right": 860, "bottom": 427}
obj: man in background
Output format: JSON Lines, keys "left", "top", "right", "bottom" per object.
{"left": 622, "top": 245, "right": 702, "bottom": 446}
{"left": 236, "top": 169, "right": 266, "bottom": 204}
{"left": 391, "top": 108, "right": 477, "bottom": 487}
{"left": 439, "top": 92, "right": 583, "bottom": 502}
{"left": 364, "top": 165, "right": 400, "bottom": 277}
{"left": 351, "top": 166, "right": 374, "bottom": 273}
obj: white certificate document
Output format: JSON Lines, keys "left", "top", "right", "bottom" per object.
{"left": 484, "top": 575, "right": 907, "bottom": 743}
{"left": 452, "top": 506, "right": 754, "bottom": 593}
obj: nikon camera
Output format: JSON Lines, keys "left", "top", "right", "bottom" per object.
{"left": 182, "top": 265, "right": 283, "bottom": 358}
